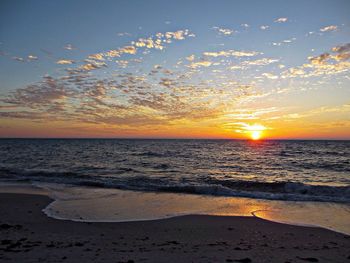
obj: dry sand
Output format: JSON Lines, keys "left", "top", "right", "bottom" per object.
{"left": 0, "top": 193, "right": 349, "bottom": 263}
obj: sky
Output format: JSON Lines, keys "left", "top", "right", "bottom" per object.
{"left": 0, "top": 0, "right": 349, "bottom": 139}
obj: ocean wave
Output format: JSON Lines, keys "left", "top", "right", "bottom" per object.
{"left": 133, "top": 151, "right": 165, "bottom": 157}
{"left": 0, "top": 167, "right": 349, "bottom": 203}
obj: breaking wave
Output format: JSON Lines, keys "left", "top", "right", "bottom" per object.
{"left": 1, "top": 167, "right": 349, "bottom": 203}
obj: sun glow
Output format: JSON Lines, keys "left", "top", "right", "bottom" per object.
{"left": 251, "top": 130, "right": 262, "bottom": 140}
{"left": 243, "top": 124, "right": 266, "bottom": 140}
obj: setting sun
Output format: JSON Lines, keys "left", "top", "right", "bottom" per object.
{"left": 236, "top": 124, "right": 266, "bottom": 140}
{"left": 251, "top": 130, "right": 262, "bottom": 140}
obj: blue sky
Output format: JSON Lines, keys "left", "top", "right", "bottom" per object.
{"left": 0, "top": 0, "right": 350, "bottom": 138}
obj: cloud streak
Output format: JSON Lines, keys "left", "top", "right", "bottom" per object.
{"left": 274, "top": 17, "right": 288, "bottom": 23}
{"left": 320, "top": 25, "right": 338, "bottom": 32}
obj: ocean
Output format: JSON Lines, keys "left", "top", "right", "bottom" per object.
{"left": 1, "top": 139, "right": 349, "bottom": 233}
{"left": 1, "top": 139, "right": 349, "bottom": 202}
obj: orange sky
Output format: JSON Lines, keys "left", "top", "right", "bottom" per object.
{"left": 0, "top": 1, "right": 349, "bottom": 139}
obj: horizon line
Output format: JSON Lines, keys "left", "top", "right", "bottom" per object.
{"left": 0, "top": 137, "right": 349, "bottom": 141}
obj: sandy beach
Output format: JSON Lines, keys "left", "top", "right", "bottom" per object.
{"left": 0, "top": 193, "right": 349, "bottom": 263}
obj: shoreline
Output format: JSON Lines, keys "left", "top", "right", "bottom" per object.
{"left": 1, "top": 181, "right": 350, "bottom": 236}
{"left": 1, "top": 192, "right": 350, "bottom": 262}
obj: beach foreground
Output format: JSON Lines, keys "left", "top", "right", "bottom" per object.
{"left": 0, "top": 193, "right": 349, "bottom": 262}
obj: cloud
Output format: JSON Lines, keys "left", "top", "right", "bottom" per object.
{"left": 1, "top": 28, "right": 295, "bottom": 132}
{"left": 12, "top": 56, "right": 25, "bottom": 62}
{"left": 262, "top": 73, "right": 279, "bottom": 79}
{"left": 282, "top": 67, "right": 305, "bottom": 78}
{"left": 282, "top": 38, "right": 296, "bottom": 43}
{"left": 1, "top": 76, "right": 70, "bottom": 110}
{"left": 274, "top": 17, "right": 288, "bottom": 23}
{"left": 332, "top": 43, "right": 350, "bottom": 53}
{"left": 260, "top": 25, "right": 269, "bottom": 30}
{"left": 242, "top": 58, "right": 279, "bottom": 66}
{"left": 165, "top": 30, "right": 189, "bottom": 40}
{"left": 86, "top": 29, "right": 193, "bottom": 65}
{"left": 117, "top": 32, "right": 132, "bottom": 37}
{"left": 308, "top": 53, "right": 331, "bottom": 65}
{"left": 203, "top": 50, "right": 261, "bottom": 57}
{"left": 188, "top": 60, "right": 212, "bottom": 69}
{"left": 27, "top": 55, "right": 38, "bottom": 61}
{"left": 78, "top": 61, "right": 107, "bottom": 71}
{"left": 0, "top": 111, "right": 49, "bottom": 120}
{"left": 272, "top": 38, "right": 297, "bottom": 46}
{"left": 1, "top": 56, "right": 263, "bottom": 129}
{"left": 282, "top": 43, "right": 350, "bottom": 78}
{"left": 88, "top": 53, "right": 105, "bottom": 61}
{"left": 99, "top": 45, "right": 138, "bottom": 59}
{"left": 115, "top": 60, "right": 129, "bottom": 68}
{"left": 12, "top": 55, "right": 38, "bottom": 62}
{"left": 307, "top": 43, "right": 350, "bottom": 65}
{"left": 226, "top": 122, "right": 268, "bottom": 134}
{"left": 224, "top": 107, "right": 278, "bottom": 120}
{"left": 331, "top": 43, "right": 350, "bottom": 61}
{"left": 134, "top": 38, "right": 163, "bottom": 50}
{"left": 64, "top": 44, "right": 76, "bottom": 50}
{"left": 119, "top": 46, "right": 137, "bottom": 54}
{"left": 213, "top": 27, "right": 235, "bottom": 35}
{"left": 282, "top": 104, "right": 350, "bottom": 120}
{"left": 320, "top": 25, "right": 338, "bottom": 32}
{"left": 56, "top": 59, "right": 75, "bottom": 65}
{"left": 186, "top": 55, "right": 195, "bottom": 61}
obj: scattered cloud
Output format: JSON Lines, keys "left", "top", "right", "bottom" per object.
{"left": 224, "top": 107, "right": 278, "bottom": 120}
{"left": 308, "top": 53, "right": 331, "bottom": 65}
{"left": 320, "top": 25, "right": 338, "bottom": 32}
{"left": 12, "top": 56, "right": 25, "bottom": 62}
{"left": 331, "top": 43, "right": 350, "bottom": 60}
{"left": 203, "top": 50, "right": 261, "bottom": 57}
{"left": 260, "top": 25, "right": 269, "bottom": 30}
{"left": 27, "top": 55, "right": 38, "bottom": 61}
{"left": 262, "top": 72, "right": 279, "bottom": 79}
{"left": 1, "top": 52, "right": 264, "bottom": 128}
{"left": 1, "top": 76, "right": 70, "bottom": 109}
{"left": 1, "top": 19, "right": 349, "bottom": 138}
{"left": 308, "top": 43, "right": 350, "bottom": 65}
{"left": 64, "top": 44, "right": 76, "bottom": 50}
{"left": 186, "top": 55, "right": 195, "bottom": 61}
{"left": 56, "top": 59, "right": 75, "bottom": 65}
{"left": 188, "top": 60, "right": 212, "bottom": 69}
{"left": 274, "top": 17, "right": 288, "bottom": 23}
{"left": 213, "top": 27, "right": 235, "bottom": 35}
{"left": 272, "top": 37, "right": 296, "bottom": 46}
{"left": 282, "top": 43, "right": 350, "bottom": 78}
{"left": 116, "top": 60, "right": 129, "bottom": 68}
{"left": 85, "top": 29, "right": 193, "bottom": 66}
{"left": 242, "top": 58, "right": 279, "bottom": 66}
{"left": 12, "top": 55, "right": 38, "bottom": 62}
{"left": 226, "top": 122, "right": 268, "bottom": 135}
{"left": 117, "top": 32, "right": 132, "bottom": 37}
{"left": 79, "top": 61, "right": 107, "bottom": 71}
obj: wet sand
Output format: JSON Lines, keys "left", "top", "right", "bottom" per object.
{"left": 0, "top": 193, "right": 349, "bottom": 263}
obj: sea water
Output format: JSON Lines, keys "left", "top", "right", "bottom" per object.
{"left": 0, "top": 139, "right": 349, "bottom": 233}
